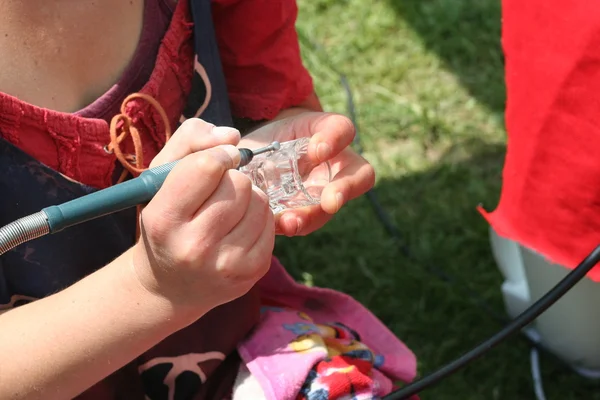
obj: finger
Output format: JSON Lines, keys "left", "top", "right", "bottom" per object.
{"left": 222, "top": 186, "right": 271, "bottom": 249}
{"left": 192, "top": 169, "right": 253, "bottom": 240}
{"left": 275, "top": 149, "right": 374, "bottom": 235}
{"left": 151, "top": 145, "right": 241, "bottom": 220}
{"left": 306, "top": 113, "right": 356, "bottom": 164}
{"left": 212, "top": 190, "right": 274, "bottom": 283}
{"left": 151, "top": 118, "right": 240, "bottom": 167}
{"left": 244, "top": 209, "right": 276, "bottom": 279}
{"left": 275, "top": 205, "right": 331, "bottom": 237}
{"left": 319, "top": 151, "right": 376, "bottom": 214}
{"left": 256, "top": 112, "right": 355, "bottom": 164}
{"left": 275, "top": 151, "right": 375, "bottom": 236}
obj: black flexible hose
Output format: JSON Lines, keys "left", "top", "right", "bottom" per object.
{"left": 297, "top": 29, "right": 595, "bottom": 397}
{"left": 339, "top": 73, "right": 507, "bottom": 322}
{"left": 384, "top": 244, "right": 600, "bottom": 399}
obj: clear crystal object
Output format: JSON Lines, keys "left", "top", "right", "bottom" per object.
{"left": 239, "top": 137, "right": 332, "bottom": 214}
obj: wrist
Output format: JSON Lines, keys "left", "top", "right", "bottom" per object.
{"left": 116, "top": 246, "right": 207, "bottom": 330}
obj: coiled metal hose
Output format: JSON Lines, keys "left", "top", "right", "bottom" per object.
{"left": 0, "top": 211, "right": 50, "bottom": 256}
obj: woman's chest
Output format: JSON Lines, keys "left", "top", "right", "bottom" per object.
{"left": 0, "top": 0, "right": 144, "bottom": 113}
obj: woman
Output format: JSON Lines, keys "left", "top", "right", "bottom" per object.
{"left": 0, "top": 0, "right": 416, "bottom": 398}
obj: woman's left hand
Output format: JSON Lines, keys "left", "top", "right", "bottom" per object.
{"left": 238, "top": 111, "right": 375, "bottom": 237}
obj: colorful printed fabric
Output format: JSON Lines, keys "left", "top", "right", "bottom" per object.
{"left": 236, "top": 259, "right": 417, "bottom": 400}
{"left": 298, "top": 357, "right": 382, "bottom": 400}
{"left": 291, "top": 318, "right": 388, "bottom": 400}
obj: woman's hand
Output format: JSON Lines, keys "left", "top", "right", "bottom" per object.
{"left": 239, "top": 112, "right": 375, "bottom": 237}
{"left": 133, "top": 118, "right": 276, "bottom": 318}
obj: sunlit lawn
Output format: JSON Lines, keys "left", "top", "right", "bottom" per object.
{"left": 273, "top": 1, "right": 600, "bottom": 399}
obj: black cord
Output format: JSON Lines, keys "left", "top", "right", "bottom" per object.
{"left": 299, "top": 30, "right": 509, "bottom": 323}
{"left": 338, "top": 68, "right": 582, "bottom": 376}
{"left": 384, "top": 244, "right": 600, "bottom": 399}
{"left": 338, "top": 73, "right": 507, "bottom": 323}
{"left": 297, "top": 29, "right": 598, "bottom": 397}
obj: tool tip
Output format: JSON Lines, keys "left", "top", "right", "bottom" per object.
{"left": 271, "top": 141, "right": 281, "bottom": 151}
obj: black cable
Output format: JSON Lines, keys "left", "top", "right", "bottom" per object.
{"left": 341, "top": 69, "right": 588, "bottom": 394}
{"left": 298, "top": 29, "right": 508, "bottom": 322}
{"left": 339, "top": 68, "right": 582, "bottom": 373}
{"left": 384, "top": 244, "right": 600, "bottom": 399}
{"left": 297, "top": 29, "right": 597, "bottom": 396}
{"left": 338, "top": 73, "right": 507, "bottom": 322}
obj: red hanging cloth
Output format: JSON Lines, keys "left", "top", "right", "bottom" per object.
{"left": 480, "top": 0, "right": 600, "bottom": 281}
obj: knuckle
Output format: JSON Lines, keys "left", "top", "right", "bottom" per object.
{"left": 332, "top": 113, "right": 356, "bottom": 139}
{"left": 245, "top": 199, "right": 270, "bottom": 233}
{"left": 364, "top": 162, "right": 376, "bottom": 186}
{"left": 172, "top": 237, "right": 205, "bottom": 266}
{"left": 149, "top": 155, "right": 165, "bottom": 169}
{"left": 254, "top": 249, "right": 274, "bottom": 275}
{"left": 139, "top": 207, "right": 169, "bottom": 243}
{"left": 252, "top": 190, "right": 271, "bottom": 218}
{"left": 215, "top": 230, "right": 274, "bottom": 283}
{"left": 229, "top": 170, "right": 253, "bottom": 196}
{"left": 179, "top": 118, "right": 214, "bottom": 134}
{"left": 194, "top": 151, "right": 226, "bottom": 178}
{"left": 265, "top": 205, "right": 275, "bottom": 226}
{"left": 228, "top": 255, "right": 265, "bottom": 282}
{"left": 215, "top": 248, "right": 244, "bottom": 279}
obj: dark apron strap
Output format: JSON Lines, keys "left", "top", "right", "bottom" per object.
{"left": 183, "top": 0, "right": 234, "bottom": 127}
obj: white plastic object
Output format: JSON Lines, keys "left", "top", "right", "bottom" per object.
{"left": 490, "top": 226, "right": 600, "bottom": 376}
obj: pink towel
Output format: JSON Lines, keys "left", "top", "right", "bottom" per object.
{"left": 236, "top": 257, "right": 417, "bottom": 400}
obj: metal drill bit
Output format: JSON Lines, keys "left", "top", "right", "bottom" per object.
{"left": 252, "top": 141, "right": 281, "bottom": 156}
{"left": 238, "top": 141, "right": 281, "bottom": 168}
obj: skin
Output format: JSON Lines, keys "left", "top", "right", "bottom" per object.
{"left": 0, "top": 1, "right": 375, "bottom": 399}
{"left": 238, "top": 108, "right": 375, "bottom": 236}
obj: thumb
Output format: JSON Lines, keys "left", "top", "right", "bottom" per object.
{"left": 151, "top": 118, "right": 240, "bottom": 167}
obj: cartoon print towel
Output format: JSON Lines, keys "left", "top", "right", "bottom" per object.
{"left": 234, "top": 257, "right": 418, "bottom": 400}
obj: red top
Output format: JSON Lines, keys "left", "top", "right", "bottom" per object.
{"left": 480, "top": 0, "right": 600, "bottom": 280}
{"left": 0, "top": 0, "right": 314, "bottom": 189}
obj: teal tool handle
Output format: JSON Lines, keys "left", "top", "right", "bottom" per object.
{"left": 43, "top": 160, "right": 179, "bottom": 233}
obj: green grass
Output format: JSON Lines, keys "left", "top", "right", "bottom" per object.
{"left": 272, "top": 0, "right": 600, "bottom": 399}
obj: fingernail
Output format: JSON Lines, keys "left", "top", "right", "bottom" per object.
{"left": 212, "top": 126, "right": 240, "bottom": 138}
{"left": 316, "top": 143, "right": 331, "bottom": 162}
{"left": 221, "top": 144, "right": 241, "bottom": 166}
{"left": 335, "top": 192, "right": 344, "bottom": 211}
{"left": 295, "top": 217, "right": 303, "bottom": 235}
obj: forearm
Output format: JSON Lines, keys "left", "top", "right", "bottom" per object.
{"left": 0, "top": 248, "right": 194, "bottom": 400}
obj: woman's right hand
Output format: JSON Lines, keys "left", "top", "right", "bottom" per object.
{"left": 0, "top": 118, "right": 274, "bottom": 400}
{"left": 131, "top": 118, "right": 275, "bottom": 319}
